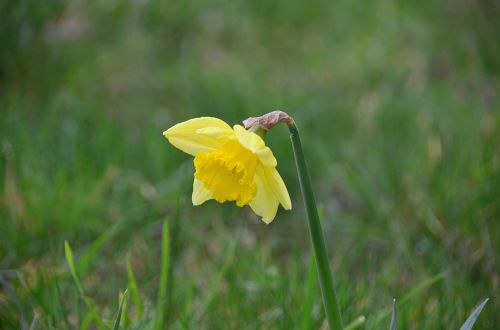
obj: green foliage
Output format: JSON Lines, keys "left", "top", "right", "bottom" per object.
{"left": 64, "top": 241, "right": 104, "bottom": 329}
{"left": 155, "top": 219, "right": 170, "bottom": 330}
{"left": 390, "top": 299, "right": 397, "bottom": 330}
{"left": 112, "top": 289, "right": 128, "bottom": 330}
{"left": 1, "top": 0, "right": 498, "bottom": 328}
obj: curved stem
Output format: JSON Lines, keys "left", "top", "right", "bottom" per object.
{"left": 287, "top": 122, "right": 343, "bottom": 329}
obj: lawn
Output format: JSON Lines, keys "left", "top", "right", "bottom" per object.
{"left": 0, "top": 0, "right": 499, "bottom": 329}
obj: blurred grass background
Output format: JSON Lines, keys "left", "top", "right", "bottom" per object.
{"left": 0, "top": 0, "right": 499, "bottom": 329}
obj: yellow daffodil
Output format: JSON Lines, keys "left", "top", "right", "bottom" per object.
{"left": 163, "top": 117, "right": 291, "bottom": 223}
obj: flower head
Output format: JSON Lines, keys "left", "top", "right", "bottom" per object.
{"left": 163, "top": 117, "right": 291, "bottom": 223}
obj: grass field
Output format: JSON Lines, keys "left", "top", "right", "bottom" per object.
{"left": 1, "top": 0, "right": 499, "bottom": 329}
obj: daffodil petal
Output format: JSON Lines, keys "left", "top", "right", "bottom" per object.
{"left": 250, "top": 165, "right": 280, "bottom": 223}
{"left": 265, "top": 166, "right": 292, "bottom": 210}
{"left": 164, "top": 117, "right": 235, "bottom": 156}
{"left": 192, "top": 178, "right": 213, "bottom": 205}
{"left": 233, "top": 125, "right": 277, "bottom": 167}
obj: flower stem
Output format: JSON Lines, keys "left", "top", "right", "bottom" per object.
{"left": 287, "top": 121, "right": 343, "bottom": 329}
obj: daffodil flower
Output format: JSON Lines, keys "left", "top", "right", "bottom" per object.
{"left": 163, "top": 117, "right": 291, "bottom": 223}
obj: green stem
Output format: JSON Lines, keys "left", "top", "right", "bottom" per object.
{"left": 288, "top": 122, "right": 343, "bottom": 329}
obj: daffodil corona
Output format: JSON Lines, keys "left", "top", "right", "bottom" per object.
{"left": 163, "top": 117, "right": 291, "bottom": 223}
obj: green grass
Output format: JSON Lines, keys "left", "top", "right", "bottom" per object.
{"left": 0, "top": 0, "right": 498, "bottom": 328}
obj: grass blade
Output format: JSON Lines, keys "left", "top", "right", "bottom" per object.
{"left": 112, "top": 289, "right": 129, "bottom": 330}
{"left": 344, "top": 315, "right": 366, "bottom": 330}
{"left": 64, "top": 241, "right": 104, "bottom": 329}
{"left": 459, "top": 298, "right": 489, "bottom": 330}
{"left": 29, "top": 313, "right": 39, "bottom": 330}
{"left": 76, "top": 221, "right": 122, "bottom": 275}
{"left": 399, "top": 272, "right": 446, "bottom": 305}
{"left": 81, "top": 312, "right": 94, "bottom": 330}
{"left": 126, "top": 255, "right": 143, "bottom": 320}
{"left": 155, "top": 219, "right": 170, "bottom": 330}
{"left": 372, "top": 272, "right": 446, "bottom": 326}
{"left": 120, "top": 290, "right": 129, "bottom": 327}
{"left": 390, "top": 299, "right": 397, "bottom": 330}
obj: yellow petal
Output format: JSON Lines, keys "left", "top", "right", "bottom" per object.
{"left": 265, "top": 166, "right": 292, "bottom": 210}
{"left": 192, "top": 178, "right": 213, "bottom": 205}
{"left": 164, "top": 117, "right": 235, "bottom": 156}
{"left": 250, "top": 165, "right": 280, "bottom": 223}
{"left": 233, "top": 125, "right": 277, "bottom": 167}
{"left": 249, "top": 164, "right": 291, "bottom": 223}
